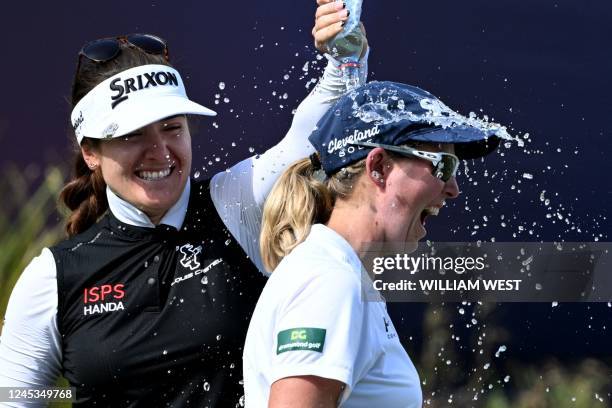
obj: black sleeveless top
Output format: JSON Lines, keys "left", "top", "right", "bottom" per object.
{"left": 50, "top": 180, "right": 267, "bottom": 407}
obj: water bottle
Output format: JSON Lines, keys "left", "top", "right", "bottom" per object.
{"left": 327, "top": 0, "right": 364, "bottom": 90}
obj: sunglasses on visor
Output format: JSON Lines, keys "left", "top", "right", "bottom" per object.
{"left": 351, "top": 141, "right": 460, "bottom": 182}
{"left": 78, "top": 33, "right": 169, "bottom": 63}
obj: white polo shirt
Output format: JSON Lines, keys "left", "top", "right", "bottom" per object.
{"left": 243, "top": 224, "right": 422, "bottom": 407}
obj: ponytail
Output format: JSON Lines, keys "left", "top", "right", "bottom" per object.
{"left": 59, "top": 145, "right": 108, "bottom": 237}
{"left": 260, "top": 158, "right": 332, "bottom": 272}
{"left": 260, "top": 156, "right": 367, "bottom": 272}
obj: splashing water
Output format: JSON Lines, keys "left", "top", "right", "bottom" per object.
{"left": 350, "top": 85, "right": 513, "bottom": 142}
{"left": 190, "top": 18, "right": 610, "bottom": 408}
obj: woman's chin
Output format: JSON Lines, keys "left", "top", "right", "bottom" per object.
{"left": 407, "top": 221, "right": 427, "bottom": 242}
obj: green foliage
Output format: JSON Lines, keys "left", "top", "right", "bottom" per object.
{"left": 0, "top": 164, "right": 70, "bottom": 407}
{"left": 416, "top": 304, "right": 612, "bottom": 407}
{"left": 0, "top": 164, "right": 65, "bottom": 322}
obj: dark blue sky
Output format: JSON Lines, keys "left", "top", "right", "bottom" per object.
{"left": 3, "top": 0, "right": 611, "bottom": 356}
{"left": 3, "top": 1, "right": 611, "bottom": 184}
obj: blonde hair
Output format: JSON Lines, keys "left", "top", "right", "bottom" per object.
{"left": 260, "top": 156, "right": 366, "bottom": 272}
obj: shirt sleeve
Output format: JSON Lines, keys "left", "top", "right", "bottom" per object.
{"left": 210, "top": 52, "right": 370, "bottom": 275}
{"left": 0, "top": 248, "right": 62, "bottom": 408}
{"left": 269, "top": 269, "right": 370, "bottom": 400}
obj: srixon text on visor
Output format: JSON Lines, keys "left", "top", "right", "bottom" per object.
{"left": 110, "top": 70, "right": 179, "bottom": 109}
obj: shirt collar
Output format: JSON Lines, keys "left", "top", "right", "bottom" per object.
{"left": 106, "top": 179, "right": 191, "bottom": 229}
{"left": 308, "top": 224, "right": 382, "bottom": 301}
{"left": 308, "top": 224, "right": 363, "bottom": 272}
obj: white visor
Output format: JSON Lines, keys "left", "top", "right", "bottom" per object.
{"left": 70, "top": 64, "right": 216, "bottom": 144}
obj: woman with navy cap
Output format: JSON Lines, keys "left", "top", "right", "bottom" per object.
{"left": 244, "top": 81, "right": 510, "bottom": 407}
{"left": 0, "top": 1, "right": 367, "bottom": 406}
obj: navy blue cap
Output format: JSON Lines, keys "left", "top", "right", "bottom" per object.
{"left": 308, "top": 81, "right": 510, "bottom": 176}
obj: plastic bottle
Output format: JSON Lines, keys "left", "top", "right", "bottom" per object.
{"left": 327, "top": 0, "right": 364, "bottom": 90}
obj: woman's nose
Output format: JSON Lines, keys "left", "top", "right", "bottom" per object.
{"left": 142, "top": 127, "right": 171, "bottom": 160}
{"left": 444, "top": 176, "right": 460, "bottom": 199}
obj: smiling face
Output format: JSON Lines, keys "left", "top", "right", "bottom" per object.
{"left": 81, "top": 115, "right": 191, "bottom": 224}
{"left": 367, "top": 143, "right": 460, "bottom": 245}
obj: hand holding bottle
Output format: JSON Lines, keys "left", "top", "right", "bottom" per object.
{"left": 312, "top": 0, "right": 367, "bottom": 89}
{"left": 312, "top": 0, "right": 368, "bottom": 59}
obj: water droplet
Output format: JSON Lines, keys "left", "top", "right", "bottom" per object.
{"left": 521, "top": 255, "right": 533, "bottom": 266}
{"left": 203, "top": 381, "right": 211, "bottom": 391}
{"left": 218, "top": 82, "right": 225, "bottom": 90}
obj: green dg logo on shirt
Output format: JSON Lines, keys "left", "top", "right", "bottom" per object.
{"left": 276, "top": 328, "right": 326, "bottom": 354}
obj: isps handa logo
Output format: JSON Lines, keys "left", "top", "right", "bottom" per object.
{"left": 83, "top": 284, "right": 125, "bottom": 316}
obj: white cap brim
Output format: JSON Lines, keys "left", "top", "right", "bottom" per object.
{"left": 71, "top": 64, "right": 216, "bottom": 143}
{"left": 91, "top": 95, "right": 216, "bottom": 140}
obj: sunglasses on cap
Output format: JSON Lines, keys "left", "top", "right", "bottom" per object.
{"left": 351, "top": 141, "right": 460, "bottom": 182}
{"left": 78, "top": 33, "right": 169, "bottom": 63}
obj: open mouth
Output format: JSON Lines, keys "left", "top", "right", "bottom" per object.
{"left": 135, "top": 164, "right": 175, "bottom": 181}
{"left": 420, "top": 206, "right": 440, "bottom": 226}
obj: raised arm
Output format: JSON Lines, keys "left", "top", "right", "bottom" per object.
{"left": 210, "top": 1, "right": 369, "bottom": 273}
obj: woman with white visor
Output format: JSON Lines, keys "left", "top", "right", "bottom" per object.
{"left": 244, "top": 80, "right": 508, "bottom": 407}
{"left": 0, "top": 1, "right": 368, "bottom": 406}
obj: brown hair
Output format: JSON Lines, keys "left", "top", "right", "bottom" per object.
{"left": 60, "top": 41, "right": 172, "bottom": 237}
{"left": 259, "top": 157, "right": 367, "bottom": 272}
